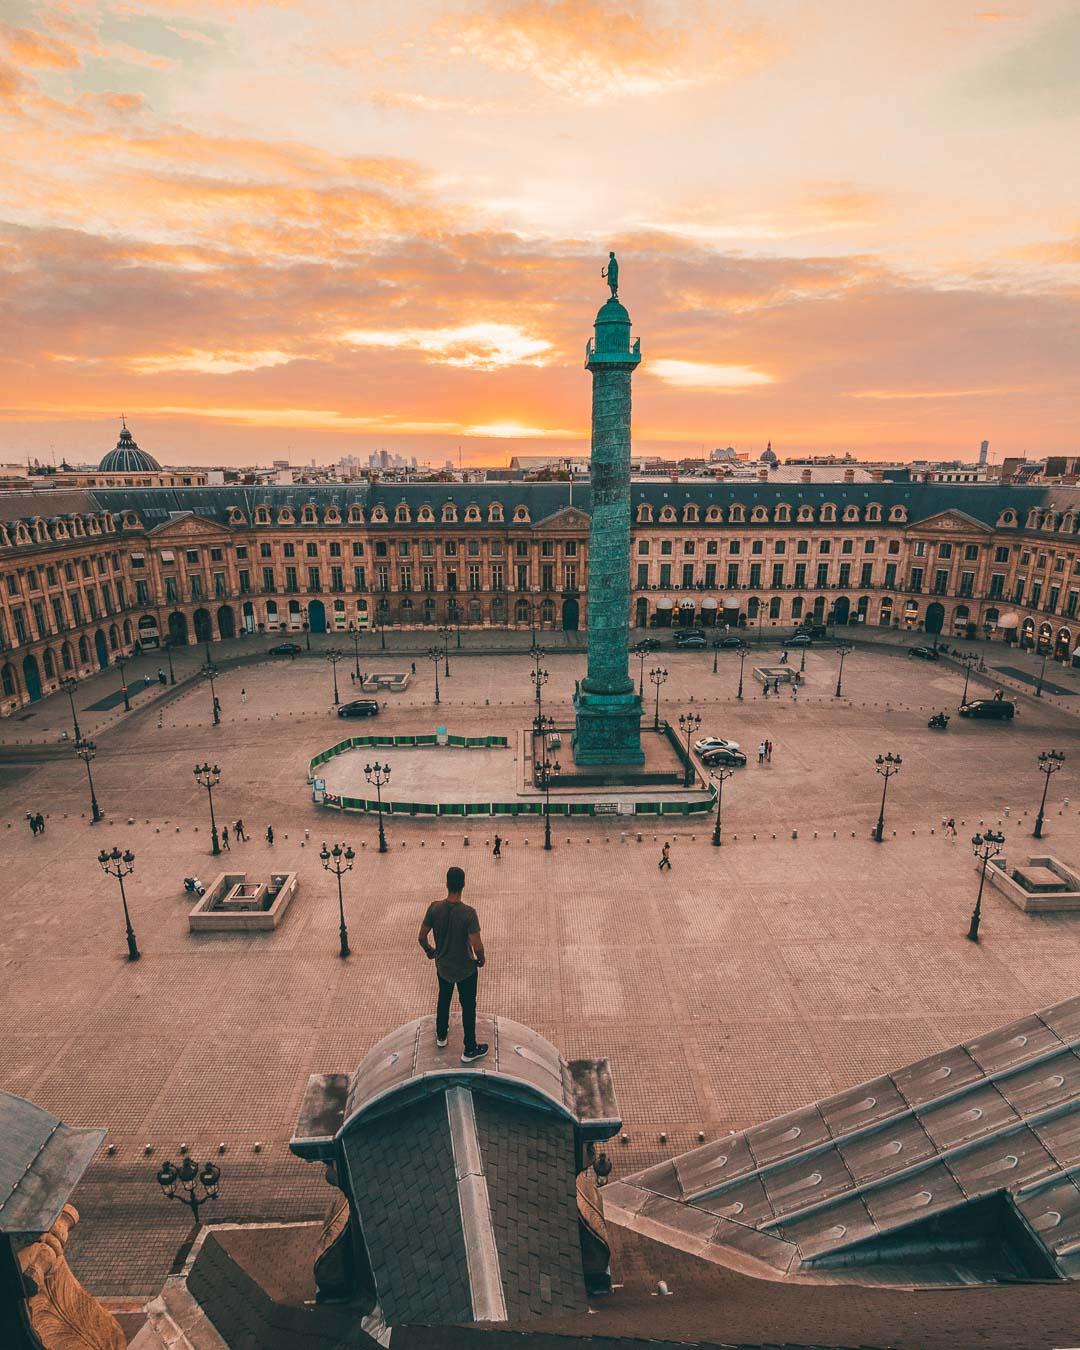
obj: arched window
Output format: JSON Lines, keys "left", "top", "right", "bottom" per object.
{"left": 747, "top": 596, "right": 760, "bottom": 618}
{"left": 540, "top": 598, "right": 555, "bottom": 624}
{"left": 660, "top": 505, "right": 677, "bottom": 522}
{"left": 278, "top": 507, "right": 295, "bottom": 524}
{"left": 302, "top": 505, "right": 317, "bottom": 524}
{"left": 842, "top": 505, "right": 860, "bottom": 522}
{"left": 442, "top": 502, "right": 458, "bottom": 523}
{"left": 729, "top": 504, "right": 746, "bottom": 523}
{"left": 751, "top": 506, "right": 768, "bottom": 523}
{"left": 256, "top": 506, "right": 271, "bottom": 524}
{"left": 997, "top": 510, "right": 1016, "bottom": 527}
{"left": 42, "top": 649, "right": 55, "bottom": 679}
{"left": 87, "top": 517, "right": 101, "bottom": 536}
{"left": 61, "top": 641, "right": 73, "bottom": 671}
{"left": 769, "top": 596, "right": 781, "bottom": 618}
{"left": 123, "top": 619, "right": 133, "bottom": 644}
{"left": 347, "top": 504, "right": 364, "bottom": 524}
{"left": 54, "top": 520, "right": 68, "bottom": 539}
{"left": 791, "top": 597, "right": 804, "bottom": 619}
{"left": 488, "top": 502, "right": 504, "bottom": 522}
{"left": 325, "top": 506, "right": 341, "bottom": 524}
{"left": 465, "top": 504, "right": 481, "bottom": 522}
{"left": 821, "top": 503, "right": 837, "bottom": 523}
{"left": 636, "top": 503, "right": 653, "bottom": 523}
{"left": 418, "top": 505, "right": 435, "bottom": 522}
{"left": 1, "top": 664, "right": 15, "bottom": 697}
{"left": 513, "top": 505, "right": 530, "bottom": 523}
{"left": 515, "top": 597, "right": 530, "bottom": 623}
{"left": 797, "top": 505, "right": 814, "bottom": 523}
{"left": 684, "top": 504, "right": 699, "bottom": 522}
{"left": 78, "top": 636, "right": 90, "bottom": 664}
{"left": 705, "top": 506, "right": 722, "bottom": 522}
{"left": 866, "top": 503, "right": 882, "bottom": 522}
{"left": 371, "top": 505, "right": 388, "bottom": 523}
{"left": 888, "top": 505, "right": 907, "bottom": 523}
{"left": 394, "top": 502, "right": 410, "bottom": 523}
{"left": 775, "top": 504, "right": 791, "bottom": 523}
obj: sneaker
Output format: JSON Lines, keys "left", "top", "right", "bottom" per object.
{"left": 435, "top": 1036, "right": 448, "bottom": 1049}
{"left": 461, "top": 1043, "right": 489, "bottom": 1064}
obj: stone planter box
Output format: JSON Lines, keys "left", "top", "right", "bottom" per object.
{"left": 983, "top": 855, "right": 1080, "bottom": 913}
{"left": 189, "top": 871, "right": 299, "bottom": 932}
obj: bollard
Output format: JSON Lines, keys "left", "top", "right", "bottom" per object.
{"left": 792, "top": 829, "right": 798, "bottom": 839}
{"left": 463, "top": 836, "right": 469, "bottom": 847}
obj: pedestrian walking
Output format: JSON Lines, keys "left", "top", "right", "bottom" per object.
{"left": 221, "top": 825, "right": 230, "bottom": 850}
{"left": 143, "top": 674, "right": 152, "bottom": 688}
{"left": 762, "top": 682, "right": 769, "bottom": 699}
{"left": 758, "top": 741, "right": 766, "bottom": 765}
{"left": 27, "top": 813, "right": 36, "bottom": 836}
{"left": 240, "top": 688, "right": 247, "bottom": 705}
{"left": 411, "top": 661, "right": 417, "bottom": 675}
{"left": 418, "top": 866, "right": 488, "bottom": 1063}
{"left": 158, "top": 668, "right": 166, "bottom": 686}
{"left": 945, "top": 817, "right": 957, "bottom": 836}
{"left": 492, "top": 834, "right": 502, "bottom": 859}
{"left": 791, "top": 685, "right": 798, "bottom": 702}
{"left": 235, "top": 818, "right": 247, "bottom": 841}
{"left": 266, "top": 825, "right": 274, "bottom": 846}
{"left": 658, "top": 841, "right": 672, "bottom": 871}
{"left": 779, "top": 650, "right": 788, "bottom": 665}
{"left": 36, "top": 813, "right": 45, "bottom": 834}
{"left": 765, "top": 739, "right": 773, "bottom": 762}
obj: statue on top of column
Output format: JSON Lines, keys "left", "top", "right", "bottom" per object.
{"left": 601, "top": 251, "right": 619, "bottom": 299}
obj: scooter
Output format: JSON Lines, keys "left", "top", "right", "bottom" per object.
{"left": 928, "top": 712, "right": 949, "bottom": 730}
{"left": 183, "top": 876, "right": 206, "bottom": 896}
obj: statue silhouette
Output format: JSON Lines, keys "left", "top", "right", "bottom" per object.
{"left": 601, "top": 251, "right": 619, "bottom": 299}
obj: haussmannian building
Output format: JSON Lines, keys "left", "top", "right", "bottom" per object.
{"left": 2, "top": 468, "right": 1080, "bottom": 716}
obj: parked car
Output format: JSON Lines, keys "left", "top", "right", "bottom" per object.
{"left": 337, "top": 699, "right": 380, "bottom": 718}
{"left": 269, "top": 641, "right": 302, "bottom": 656}
{"left": 959, "top": 699, "right": 1015, "bottom": 720}
{"left": 635, "top": 637, "right": 663, "bottom": 652}
{"left": 694, "top": 736, "right": 741, "bottom": 754}
{"left": 673, "top": 631, "right": 707, "bottom": 648}
{"left": 908, "top": 645, "right": 939, "bottom": 660}
{"left": 786, "top": 633, "right": 812, "bottom": 646}
{"left": 701, "top": 747, "right": 747, "bottom": 768}
{"left": 712, "top": 635, "right": 744, "bottom": 649}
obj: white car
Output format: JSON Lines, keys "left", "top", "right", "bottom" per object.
{"left": 694, "top": 736, "right": 740, "bottom": 755}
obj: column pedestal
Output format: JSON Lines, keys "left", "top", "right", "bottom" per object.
{"left": 572, "top": 685, "right": 645, "bottom": 766}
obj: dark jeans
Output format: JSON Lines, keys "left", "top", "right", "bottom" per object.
{"left": 436, "top": 972, "right": 478, "bottom": 1052}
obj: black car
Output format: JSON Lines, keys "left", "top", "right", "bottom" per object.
{"left": 635, "top": 637, "right": 663, "bottom": 652}
{"left": 959, "top": 698, "right": 1015, "bottom": 720}
{"left": 787, "top": 633, "right": 812, "bottom": 646}
{"left": 712, "top": 635, "right": 744, "bottom": 649}
{"left": 908, "top": 645, "right": 939, "bottom": 660}
{"left": 269, "top": 641, "right": 302, "bottom": 656}
{"left": 337, "top": 699, "right": 380, "bottom": 718}
{"left": 701, "top": 747, "right": 747, "bottom": 767}
{"left": 673, "top": 631, "right": 707, "bottom": 648}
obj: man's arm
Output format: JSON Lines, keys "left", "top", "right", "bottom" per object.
{"left": 418, "top": 922, "right": 435, "bottom": 959}
{"left": 469, "top": 930, "right": 485, "bottom": 968}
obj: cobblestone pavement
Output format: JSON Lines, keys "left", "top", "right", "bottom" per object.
{"left": 1, "top": 638, "right": 1079, "bottom": 1302}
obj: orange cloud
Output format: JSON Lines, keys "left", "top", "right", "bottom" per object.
{"left": 0, "top": 21, "right": 81, "bottom": 70}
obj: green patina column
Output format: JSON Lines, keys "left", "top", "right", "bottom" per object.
{"left": 572, "top": 261, "right": 645, "bottom": 765}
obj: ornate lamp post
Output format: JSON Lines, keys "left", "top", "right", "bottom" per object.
{"left": 737, "top": 644, "right": 748, "bottom": 700}
{"left": 326, "top": 648, "right": 343, "bottom": 705}
{"left": 834, "top": 643, "right": 854, "bottom": 698}
{"left": 115, "top": 654, "right": 131, "bottom": 712}
{"left": 162, "top": 635, "right": 176, "bottom": 685}
{"left": 1034, "top": 749, "right": 1065, "bottom": 839}
{"left": 1035, "top": 647, "right": 1050, "bottom": 699}
{"left": 530, "top": 664, "right": 549, "bottom": 734}
{"left": 536, "top": 744, "right": 561, "bottom": 851}
{"left": 968, "top": 829, "right": 1005, "bottom": 942}
{"left": 873, "top": 752, "right": 902, "bottom": 843}
{"left": 635, "top": 641, "right": 649, "bottom": 695}
{"left": 364, "top": 761, "right": 390, "bottom": 854}
{"left": 347, "top": 622, "right": 363, "bottom": 682}
{"left": 60, "top": 675, "right": 82, "bottom": 743}
{"left": 201, "top": 660, "right": 220, "bottom": 726}
{"left": 98, "top": 845, "right": 139, "bottom": 960}
{"left": 156, "top": 1157, "right": 220, "bottom": 1225}
{"left": 375, "top": 605, "right": 387, "bottom": 650}
{"left": 649, "top": 666, "right": 668, "bottom": 730}
{"left": 303, "top": 620, "right": 311, "bottom": 652}
{"left": 320, "top": 841, "right": 355, "bottom": 958}
{"left": 426, "top": 646, "right": 441, "bottom": 704}
{"left": 75, "top": 737, "right": 104, "bottom": 823}
{"left": 956, "top": 650, "right": 979, "bottom": 703}
{"left": 193, "top": 762, "right": 222, "bottom": 856}
{"left": 678, "top": 711, "right": 702, "bottom": 787}
{"left": 437, "top": 624, "right": 451, "bottom": 677}
{"left": 710, "top": 764, "right": 734, "bottom": 846}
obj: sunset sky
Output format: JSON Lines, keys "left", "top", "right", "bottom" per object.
{"left": 2, "top": 1, "right": 1078, "bottom": 467}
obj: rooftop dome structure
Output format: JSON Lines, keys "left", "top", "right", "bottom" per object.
{"left": 98, "top": 419, "right": 161, "bottom": 473}
{"left": 760, "top": 440, "right": 778, "bottom": 465}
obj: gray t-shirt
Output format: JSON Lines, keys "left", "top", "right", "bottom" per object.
{"left": 423, "top": 899, "right": 480, "bottom": 984}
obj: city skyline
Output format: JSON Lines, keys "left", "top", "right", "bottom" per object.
{"left": 2, "top": 1, "right": 1078, "bottom": 466}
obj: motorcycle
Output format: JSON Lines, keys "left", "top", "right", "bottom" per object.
{"left": 183, "top": 876, "right": 206, "bottom": 896}
{"left": 928, "top": 713, "right": 949, "bottom": 730}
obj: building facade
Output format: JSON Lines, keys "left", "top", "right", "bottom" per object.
{"left": 2, "top": 481, "right": 1079, "bottom": 715}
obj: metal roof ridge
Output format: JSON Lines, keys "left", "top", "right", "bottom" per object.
{"left": 446, "top": 1085, "right": 507, "bottom": 1323}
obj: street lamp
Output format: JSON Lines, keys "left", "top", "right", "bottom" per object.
{"left": 60, "top": 675, "right": 82, "bottom": 743}
{"left": 956, "top": 650, "right": 979, "bottom": 704}
{"left": 968, "top": 829, "right": 1005, "bottom": 942}
{"left": 375, "top": 604, "right": 387, "bottom": 650}
{"left": 530, "top": 664, "right": 549, "bottom": 734}
{"left": 711, "top": 641, "right": 719, "bottom": 674}
{"left": 320, "top": 841, "right": 355, "bottom": 958}
{"left": 364, "top": 761, "right": 390, "bottom": 854}
{"left": 156, "top": 1157, "right": 220, "bottom": 1225}
{"left": 536, "top": 744, "right": 561, "bottom": 851}
{"left": 303, "top": 620, "right": 311, "bottom": 652}
{"left": 437, "top": 625, "right": 451, "bottom": 677}
{"left": 710, "top": 764, "right": 735, "bottom": 846}
{"left": 162, "top": 635, "right": 176, "bottom": 685}
{"left": 635, "top": 641, "right": 650, "bottom": 695}
{"left": 799, "top": 642, "right": 806, "bottom": 674}
{"left": 98, "top": 844, "right": 139, "bottom": 960}
{"left": 1034, "top": 749, "right": 1065, "bottom": 839}
{"left": 201, "top": 661, "right": 220, "bottom": 727}
{"left": 115, "top": 654, "right": 131, "bottom": 712}
{"left": 834, "top": 643, "right": 853, "bottom": 699}
{"left": 678, "top": 711, "right": 702, "bottom": 787}
{"left": 1035, "top": 647, "right": 1050, "bottom": 699}
{"left": 193, "top": 762, "right": 222, "bottom": 856}
{"left": 75, "top": 737, "right": 103, "bottom": 823}
{"left": 649, "top": 666, "right": 668, "bottom": 730}
{"left": 326, "top": 648, "right": 343, "bottom": 705}
{"left": 737, "top": 644, "right": 748, "bottom": 700}
{"left": 426, "top": 645, "right": 441, "bottom": 704}
{"left": 873, "top": 752, "right": 902, "bottom": 843}
{"left": 347, "top": 622, "right": 363, "bottom": 682}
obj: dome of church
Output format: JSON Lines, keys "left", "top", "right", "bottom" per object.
{"left": 760, "top": 441, "right": 778, "bottom": 465}
{"left": 99, "top": 421, "right": 161, "bottom": 473}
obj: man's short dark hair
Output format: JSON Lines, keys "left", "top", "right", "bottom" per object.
{"left": 447, "top": 866, "right": 465, "bottom": 893}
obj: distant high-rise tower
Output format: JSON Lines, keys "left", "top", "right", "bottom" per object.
{"left": 979, "top": 440, "right": 989, "bottom": 466}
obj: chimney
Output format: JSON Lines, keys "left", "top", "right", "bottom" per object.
{"left": 871, "top": 468, "right": 884, "bottom": 481}
{"left": 843, "top": 468, "right": 855, "bottom": 483}
{"left": 758, "top": 466, "right": 769, "bottom": 482}
{"left": 801, "top": 468, "right": 812, "bottom": 483}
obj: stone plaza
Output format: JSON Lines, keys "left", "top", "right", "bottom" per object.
{"left": 3, "top": 622, "right": 1080, "bottom": 1344}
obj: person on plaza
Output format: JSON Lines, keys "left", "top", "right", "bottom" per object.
{"left": 220, "top": 824, "right": 230, "bottom": 850}
{"left": 779, "top": 649, "right": 788, "bottom": 665}
{"left": 945, "top": 817, "right": 957, "bottom": 836}
{"left": 240, "top": 688, "right": 247, "bottom": 705}
{"left": 143, "top": 674, "right": 152, "bottom": 688}
{"left": 492, "top": 833, "right": 502, "bottom": 859}
{"left": 758, "top": 741, "right": 766, "bottom": 764}
{"left": 658, "top": 841, "right": 672, "bottom": 871}
{"left": 27, "top": 812, "right": 37, "bottom": 836}
{"left": 418, "top": 866, "right": 488, "bottom": 1064}
{"left": 36, "top": 813, "right": 45, "bottom": 833}
{"left": 993, "top": 687, "right": 1004, "bottom": 701}
{"left": 265, "top": 824, "right": 274, "bottom": 845}
{"left": 411, "top": 661, "right": 417, "bottom": 675}
{"left": 762, "top": 682, "right": 769, "bottom": 699}
{"left": 234, "top": 818, "right": 247, "bottom": 841}
{"left": 765, "top": 739, "right": 773, "bottom": 762}
{"left": 157, "top": 667, "right": 166, "bottom": 686}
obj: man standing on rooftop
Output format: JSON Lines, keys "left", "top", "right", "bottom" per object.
{"left": 418, "top": 866, "right": 488, "bottom": 1064}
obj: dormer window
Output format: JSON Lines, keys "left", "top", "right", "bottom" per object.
{"left": 71, "top": 516, "right": 85, "bottom": 537}
{"left": 820, "top": 504, "right": 837, "bottom": 523}
{"left": 705, "top": 505, "right": 722, "bottom": 522}
{"left": 122, "top": 512, "right": 140, "bottom": 529}
{"left": 371, "top": 505, "right": 388, "bottom": 523}
{"left": 54, "top": 521, "right": 69, "bottom": 539}
{"left": 888, "top": 505, "right": 907, "bottom": 523}
{"left": 997, "top": 510, "right": 1016, "bottom": 527}
{"left": 513, "top": 505, "right": 530, "bottom": 523}
{"left": 16, "top": 524, "right": 31, "bottom": 544}
{"left": 279, "top": 508, "right": 295, "bottom": 524}
{"left": 660, "top": 505, "right": 676, "bottom": 522}
{"left": 729, "top": 504, "right": 745, "bottom": 523}
{"left": 302, "top": 505, "right": 317, "bottom": 524}
{"left": 87, "top": 517, "right": 101, "bottom": 535}
{"left": 325, "top": 506, "right": 341, "bottom": 524}
{"left": 418, "top": 505, "right": 435, "bottom": 523}
{"left": 465, "top": 504, "right": 481, "bottom": 522}
{"left": 750, "top": 505, "right": 768, "bottom": 523}
{"left": 866, "top": 504, "right": 882, "bottom": 522}
{"left": 228, "top": 507, "right": 246, "bottom": 526}
{"left": 842, "top": 505, "right": 860, "bottom": 522}
{"left": 442, "top": 502, "right": 458, "bottom": 523}
{"left": 256, "top": 506, "right": 271, "bottom": 524}
{"left": 636, "top": 503, "right": 653, "bottom": 523}
{"left": 394, "top": 503, "right": 411, "bottom": 524}
{"left": 488, "top": 502, "right": 504, "bottom": 522}
{"left": 797, "top": 505, "right": 813, "bottom": 523}
{"left": 684, "top": 504, "right": 699, "bottom": 522}
{"left": 347, "top": 504, "right": 364, "bottom": 524}
{"left": 775, "top": 504, "right": 791, "bottom": 523}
